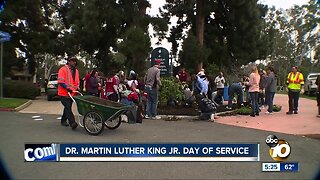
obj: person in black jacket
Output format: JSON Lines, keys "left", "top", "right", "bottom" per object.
{"left": 88, "top": 70, "right": 99, "bottom": 97}
{"left": 265, "top": 67, "right": 277, "bottom": 114}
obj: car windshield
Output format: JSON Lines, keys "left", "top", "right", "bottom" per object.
{"left": 49, "top": 74, "right": 58, "bottom": 81}
{"left": 309, "top": 75, "right": 320, "bottom": 79}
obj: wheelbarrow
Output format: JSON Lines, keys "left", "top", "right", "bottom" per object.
{"left": 69, "top": 92, "right": 131, "bottom": 136}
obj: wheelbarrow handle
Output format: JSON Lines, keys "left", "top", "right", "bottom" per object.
{"left": 73, "top": 90, "right": 83, "bottom": 96}
{"left": 67, "top": 91, "right": 84, "bottom": 128}
{"left": 67, "top": 91, "right": 83, "bottom": 103}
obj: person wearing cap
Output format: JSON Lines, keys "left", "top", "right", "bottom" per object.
{"left": 144, "top": 59, "right": 162, "bottom": 119}
{"left": 286, "top": 66, "right": 304, "bottom": 114}
{"left": 57, "top": 57, "right": 80, "bottom": 129}
{"left": 194, "top": 70, "right": 209, "bottom": 96}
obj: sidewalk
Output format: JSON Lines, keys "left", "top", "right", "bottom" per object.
{"left": 19, "top": 96, "right": 62, "bottom": 114}
{"left": 215, "top": 94, "right": 320, "bottom": 136}
{"left": 18, "top": 94, "right": 320, "bottom": 136}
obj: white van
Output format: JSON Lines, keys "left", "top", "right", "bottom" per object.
{"left": 304, "top": 73, "right": 320, "bottom": 96}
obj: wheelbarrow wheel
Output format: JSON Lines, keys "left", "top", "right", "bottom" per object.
{"left": 83, "top": 111, "right": 104, "bottom": 135}
{"left": 104, "top": 116, "right": 121, "bottom": 130}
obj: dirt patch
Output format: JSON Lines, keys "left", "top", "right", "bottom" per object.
{"left": 83, "top": 97, "right": 126, "bottom": 108}
{"left": 158, "top": 104, "right": 230, "bottom": 116}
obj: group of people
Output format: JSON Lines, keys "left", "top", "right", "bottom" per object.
{"left": 242, "top": 66, "right": 277, "bottom": 117}
{"left": 227, "top": 66, "right": 308, "bottom": 117}
{"left": 57, "top": 57, "right": 163, "bottom": 130}
{"left": 56, "top": 56, "right": 318, "bottom": 130}
{"left": 186, "top": 65, "right": 309, "bottom": 119}
{"left": 82, "top": 69, "right": 141, "bottom": 105}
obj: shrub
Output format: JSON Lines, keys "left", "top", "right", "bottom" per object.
{"left": 273, "top": 105, "right": 282, "bottom": 112}
{"left": 159, "top": 77, "right": 184, "bottom": 106}
{"left": 235, "top": 106, "right": 252, "bottom": 115}
{"left": 3, "top": 79, "right": 40, "bottom": 99}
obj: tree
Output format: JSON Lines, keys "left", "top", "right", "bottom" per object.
{"left": 0, "top": 0, "right": 68, "bottom": 81}
{"left": 161, "top": 0, "right": 266, "bottom": 72}
{"left": 118, "top": 27, "right": 151, "bottom": 74}
{"left": 65, "top": 0, "right": 166, "bottom": 75}
{"left": 179, "top": 31, "right": 210, "bottom": 73}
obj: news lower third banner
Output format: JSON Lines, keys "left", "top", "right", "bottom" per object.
{"left": 25, "top": 143, "right": 260, "bottom": 162}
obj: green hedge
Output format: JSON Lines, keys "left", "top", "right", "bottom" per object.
{"left": 159, "top": 77, "right": 184, "bottom": 106}
{"left": 235, "top": 105, "right": 282, "bottom": 115}
{"left": 3, "top": 79, "right": 40, "bottom": 99}
{"left": 235, "top": 106, "right": 252, "bottom": 115}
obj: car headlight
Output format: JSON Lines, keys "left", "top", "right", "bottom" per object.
{"left": 47, "top": 84, "right": 55, "bottom": 89}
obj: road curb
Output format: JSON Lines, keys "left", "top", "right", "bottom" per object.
{"left": 158, "top": 110, "right": 235, "bottom": 120}
{"left": 14, "top": 100, "right": 32, "bottom": 112}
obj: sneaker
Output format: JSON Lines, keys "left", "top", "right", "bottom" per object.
{"left": 294, "top": 111, "right": 298, "bottom": 114}
{"left": 317, "top": 115, "right": 320, "bottom": 118}
{"left": 61, "top": 121, "right": 69, "bottom": 126}
{"left": 250, "top": 114, "right": 255, "bottom": 117}
{"left": 121, "top": 115, "right": 128, "bottom": 123}
{"left": 226, "top": 107, "right": 232, "bottom": 110}
{"left": 286, "top": 111, "right": 293, "bottom": 115}
{"left": 144, "top": 115, "right": 151, "bottom": 119}
{"left": 255, "top": 113, "right": 259, "bottom": 116}
{"left": 265, "top": 112, "right": 273, "bottom": 115}
{"left": 151, "top": 116, "right": 161, "bottom": 120}
{"left": 70, "top": 122, "right": 78, "bottom": 130}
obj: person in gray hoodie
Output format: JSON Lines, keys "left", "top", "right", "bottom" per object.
{"left": 265, "top": 67, "right": 277, "bottom": 114}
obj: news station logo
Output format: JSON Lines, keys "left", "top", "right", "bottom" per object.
{"left": 24, "top": 144, "right": 57, "bottom": 162}
{"left": 265, "top": 135, "right": 291, "bottom": 162}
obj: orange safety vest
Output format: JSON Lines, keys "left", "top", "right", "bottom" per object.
{"left": 287, "top": 72, "right": 304, "bottom": 90}
{"left": 57, "top": 65, "right": 80, "bottom": 96}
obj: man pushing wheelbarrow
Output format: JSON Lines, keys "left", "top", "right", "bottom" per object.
{"left": 58, "top": 56, "right": 80, "bottom": 130}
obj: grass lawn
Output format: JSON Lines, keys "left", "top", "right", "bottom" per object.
{"left": 0, "top": 98, "right": 29, "bottom": 108}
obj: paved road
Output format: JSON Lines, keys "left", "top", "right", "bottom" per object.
{"left": 0, "top": 111, "right": 319, "bottom": 179}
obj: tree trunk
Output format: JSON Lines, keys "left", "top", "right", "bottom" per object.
{"left": 196, "top": 0, "right": 205, "bottom": 71}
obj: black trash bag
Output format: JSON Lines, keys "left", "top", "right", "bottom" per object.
{"left": 199, "top": 96, "right": 217, "bottom": 113}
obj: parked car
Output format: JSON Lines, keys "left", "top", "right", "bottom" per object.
{"left": 304, "top": 73, "right": 320, "bottom": 96}
{"left": 47, "top": 73, "right": 58, "bottom": 101}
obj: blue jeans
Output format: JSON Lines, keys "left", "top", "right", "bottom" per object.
{"left": 60, "top": 96, "right": 75, "bottom": 124}
{"left": 288, "top": 89, "right": 300, "bottom": 112}
{"left": 228, "top": 83, "right": 243, "bottom": 108}
{"left": 145, "top": 86, "right": 158, "bottom": 117}
{"left": 266, "top": 92, "right": 275, "bottom": 113}
{"left": 250, "top": 92, "right": 259, "bottom": 115}
{"left": 258, "top": 91, "right": 265, "bottom": 106}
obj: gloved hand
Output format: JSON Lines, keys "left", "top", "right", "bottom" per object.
{"left": 67, "top": 88, "right": 73, "bottom": 93}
